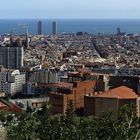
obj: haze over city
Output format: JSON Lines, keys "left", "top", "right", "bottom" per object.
{"left": 0, "top": 0, "right": 140, "bottom": 19}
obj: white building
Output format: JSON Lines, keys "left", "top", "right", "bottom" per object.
{"left": 10, "top": 97, "right": 49, "bottom": 110}
{"left": 0, "top": 68, "right": 25, "bottom": 96}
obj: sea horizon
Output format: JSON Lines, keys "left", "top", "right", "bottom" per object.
{"left": 0, "top": 19, "right": 140, "bottom": 35}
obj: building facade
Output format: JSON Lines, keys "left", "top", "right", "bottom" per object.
{"left": 0, "top": 46, "right": 24, "bottom": 68}
{"left": 29, "top": 69, "right": 59, "bottom": 84}
{"left": 109, "top": 75, "right": 140, "bottom": 94}
{"left": 84, "top": 86, "right": 137, "bottom": 119}
{"left": 49, "top": 80, "right": 96, "bottom": 115}
{"left": 0, "top": 68, "right": 25, "bottom": 96}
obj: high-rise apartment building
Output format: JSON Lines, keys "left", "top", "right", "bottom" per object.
{"left": 52, "top": 21, "right": 57, "bottom": 35}
{"left": 0, "top": 46, "right": 24, "bottom": 68}
{"left": 38, "top": 20, "right": 42, "bottom": 35}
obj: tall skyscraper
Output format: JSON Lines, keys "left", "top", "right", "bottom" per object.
{"left": 117, "top": 27, "right": 121, "bottom": 35}
{"left": 0, "top": 46, "right": 24, "bottom": 68}
{"left": 38, "top": 20, "right": 42, "bottom": 35}
{"left": 26, "top": 28, "right": 29, "bottom": 49}
{"left": 52, "top": 21, "right": 57, "bottom": 35}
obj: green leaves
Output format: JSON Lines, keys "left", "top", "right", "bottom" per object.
{"left": 116, "top": 104, "right": 140, "bottom": 140}
{"left": 4, "top": 104, "right": 140, "bottom": 140}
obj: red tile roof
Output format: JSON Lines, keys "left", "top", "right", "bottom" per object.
{"left": 95, "top": 86, "right": 137, "bottom": 99}
{"left": 0, "top": 102, "right": 7, "bottom": 108}
{"left": 0, "top": 100, "right": 22, "bottom": 113}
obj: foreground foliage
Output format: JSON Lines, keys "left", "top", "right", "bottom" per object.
{"left": 1, "top": 102, "right": 140, "bottom": 140}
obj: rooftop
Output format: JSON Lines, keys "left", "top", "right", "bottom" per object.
{"left": 50, "top": 82, "right": 73, "bottom": 89}
{"left": 94, "top": 86, "right": 137, "bottom": 99}
{"left": 0, "top": 99, "right": 22, "bottom": 113}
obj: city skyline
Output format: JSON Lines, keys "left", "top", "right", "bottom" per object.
{"left": 0, "top": 0, "right": 140, "bottom": 19}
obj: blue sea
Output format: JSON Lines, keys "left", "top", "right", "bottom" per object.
{"left": 0, "top": 19, "right": 140, "bottom": 35}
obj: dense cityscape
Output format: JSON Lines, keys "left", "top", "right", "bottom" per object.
{"left": 0, "top": 19, "right": 140, "bottom": 139}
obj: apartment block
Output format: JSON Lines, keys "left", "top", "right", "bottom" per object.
{"left": 0, "top": 67, "right": 25, "bottom": 96}
{"left": 0, "top": 46, "right": 24, "bottom": 68}
{"left": 49, "top": 80, "right": 96, "bottom": 115}
{"left": 29, "top": 69, "right": 59, "bottom": 84}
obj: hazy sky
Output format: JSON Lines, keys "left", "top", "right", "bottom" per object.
{"left": 0, "top": 0, "right": 139, "bottom": 19}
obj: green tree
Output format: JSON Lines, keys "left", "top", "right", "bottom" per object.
{"left": 7, "top": 115, "right": 39, "bottom": 140}
{"left": 37, "top": 102, "right": 53, "bottom": 140}
{"left": 0, "top": 111, "right": 6, "bottom": 123}
{"left": 116, "top": 104, "right": 140, "bottom": 140}
{"left": 6, "top": 102, "right": 140, "bottom": 140}
{"left": 93, "top": 112, "right": 117, "bottom": 140}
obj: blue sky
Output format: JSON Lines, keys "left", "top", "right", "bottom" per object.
{"left": 0, "top": 0, "right": 139, "bottom": 19}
